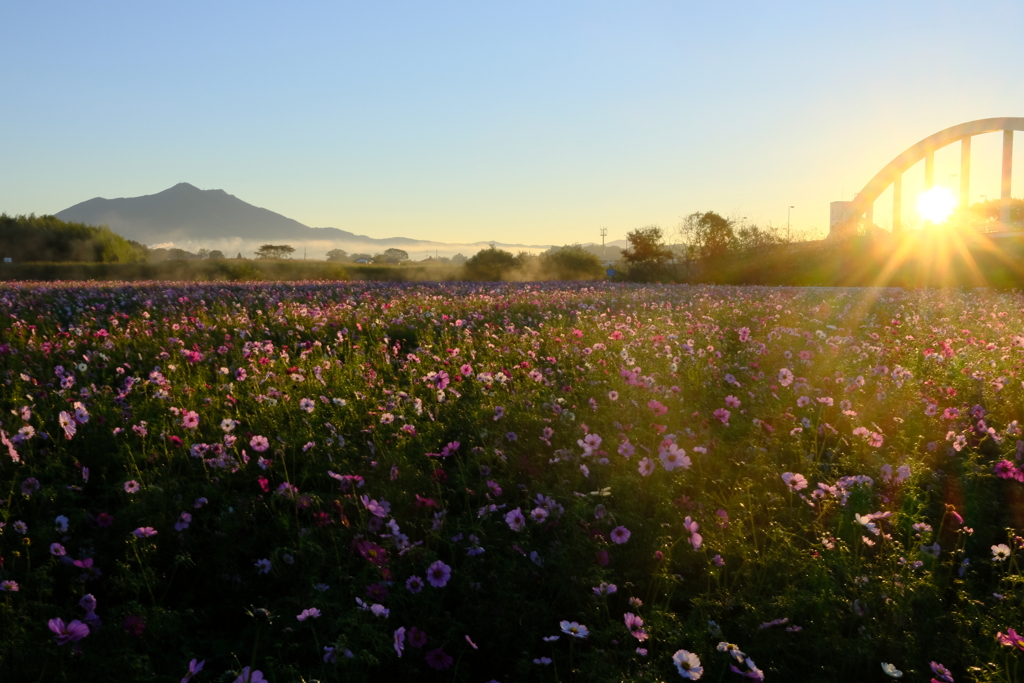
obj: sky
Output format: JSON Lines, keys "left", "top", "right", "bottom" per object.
{"left": 3, "top": 1, "right": 1024, "bottom": 246}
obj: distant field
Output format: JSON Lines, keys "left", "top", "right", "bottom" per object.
{"left": 0, "top": 259, "right": 462, "bottom": 282}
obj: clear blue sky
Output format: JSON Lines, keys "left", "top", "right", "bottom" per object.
{"left": 3, "top": 1, "right": 1023, "bottom": 245}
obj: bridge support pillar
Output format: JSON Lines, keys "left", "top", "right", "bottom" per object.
{"left": 1002, "top": 130, "right": 1014, "bottom": 225}
{"left": 960, "top": 136, "right": 971, "bottom": 207}
{"left": 892, "top": 174, "right": 902, "bottom": 232}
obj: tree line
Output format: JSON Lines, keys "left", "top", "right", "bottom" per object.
{"left": 0, "top": 214, "right": 148, "bottom": 263}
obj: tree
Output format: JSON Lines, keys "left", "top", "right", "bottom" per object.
{"left": 373, "top": 248, "right": 409, "bottom": 264}
{"left": 678, "top": 212, "right": 735, "bottom": 261}
{"left": 540, "top": 245, "right": 604, "bottom": 280}
{"left": 621, "top": 225, "right": 674, "bottom": 281}
{"left": 326, "top": 249, "right": 349, "bottom": 262}
{"left": 255, "top": 244, "right": 295, "bottom": 260}
{"left": 208, "top": 250, "right": 225, "bottom": 260}
{"left": 463, "top": 246, "right": 521, "bottom": 281}
{"left": 349, "top": 253, "right": 373, "bottom": 263}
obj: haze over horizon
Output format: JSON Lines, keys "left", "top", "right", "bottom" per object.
{"left": 3, "top": 1, "right": 1024, "bottom": 245}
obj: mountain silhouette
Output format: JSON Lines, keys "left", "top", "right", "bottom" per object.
{"left": 54, "top": 183, "right": 550, "bottom": 255}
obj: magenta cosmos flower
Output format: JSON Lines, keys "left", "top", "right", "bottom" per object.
{"left": 424, "top": 647, "right": 453, "bottom": 670}
{"left": 610, "top": 526, "right": 631, "bottom": 544}
{"left": 48, "top": 618, "right": 89, "bottom": 644}
{"left": 426, "top": 560, "right": 451, "bottom": 588}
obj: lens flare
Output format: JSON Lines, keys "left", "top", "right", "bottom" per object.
{"left": 916, "top": 186, "right": 958, "bottom": 224}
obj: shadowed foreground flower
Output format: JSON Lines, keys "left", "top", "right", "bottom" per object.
{"left": 997, "top": 627, "right": 1024, "bottom": 651}
{"left": 881, "top": 662, "right": 903, "bottom": 678}
{"left": 123, "top": 614, "right": 146, "bottom": 637}
{"left": 181, "top": 658, "right": 205, "bottom": 683}
{"left": 296, "top": 608, "right": 321, "bottom": 622}
{"left": 133, "top": 526, "right": 157, "bottom": 538}
{"left": 672, "top": 649, "right": 703, "bottom": 679}
{"left": 559, "top": 620, "right": 589, "bottom": 638}
{"left": 992, "top": 544, "right": 1011, "bottom": 561}
{"left": 929, "top": 661, "right": 953, "bottom": 683}
{"left": 233, "top": 667, "right": 265, "bottom": 683}
{"left": 427, "top": 560, "right": 451, "bottom": 588}
{"left": 425, "top": 647, "right": 453, "bottom": 669}
{"left": 48, "top": 618, "right": 89, "bottom": 644}
{"left": 394, "top": 626, "right": 406, "bottom": 656}
{"left": 610, "top": 526, "right": 631, "bottom": 544}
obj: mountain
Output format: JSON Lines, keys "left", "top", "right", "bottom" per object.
{"left": 54, "top": 183, "right": 554, "bottom": 258}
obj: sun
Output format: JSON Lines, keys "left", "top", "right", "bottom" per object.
{"left": 916, "top": 186, "right": 958, "bottom": 224}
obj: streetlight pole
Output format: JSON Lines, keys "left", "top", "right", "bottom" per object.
{"left": 787, "top": 206, "right": 794, "bottom": 242}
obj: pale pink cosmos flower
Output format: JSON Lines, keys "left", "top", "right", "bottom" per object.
{"left": 394, "top": 626, "right": 406, "bottom": 657}
{"left": 297, "top": 608, "right": 321, "bottom": 621}
{"left": 659, "top": 444, "right": 690, "bottom": 471}
{"left": 778, "top": 368, "right": 794, "bottom": 387}
{"left": 124, "top": 480, "right": 141, "bottom": 493}
{"left": 250, "top": 435, "right": 269, "bottom": 452}
{"left": 781, "top": 472, "right": 808, "bottom": 492}
{"left": 505, "top": 507, "right": 526, "bottom": 531}
{"left": 610, "top": 526, "right": 631, "bottom": 544}
{"left": 638, "top": 457, "right": 654, "bottom": 477}
{"left": 725, "top": 395, "right": 741, "bottom": 408}
{"left": 133, "top": 526, "right": 157, "bottom": 538}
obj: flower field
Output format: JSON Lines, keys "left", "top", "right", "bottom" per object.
{"left": 1, "top": 281, "right": 1023, "bottom": 682}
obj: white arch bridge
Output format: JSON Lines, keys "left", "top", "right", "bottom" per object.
{"left": 830, "top": 117, "right": 1023, "bottom": 237}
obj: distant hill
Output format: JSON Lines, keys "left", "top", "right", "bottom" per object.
{"left": 54, "top": 183, "right": 555, "bottom": 258}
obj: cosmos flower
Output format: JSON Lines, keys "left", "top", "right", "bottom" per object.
{"left": 672, "top": 650, "right": 703, "bottom": 679}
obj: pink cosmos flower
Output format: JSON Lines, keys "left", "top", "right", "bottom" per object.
{"left": 426, "top": 560, "right": 451, "bottom": 588}
{"left": 394, "top": 626, "right": 406, "bottom": 657}
{"left": 610, "top": 526, "right": 631, "bottom": 544}
{"left": 505, "top": 507, "right": 526, "bottom": 531}
{"left": 647, "top": 400, "right": 668, "bottom": 416}
{"left": 250, "top": 435, "right": 269, "bottom": 452}
{"left": 712, "top": 408, "right": 731, "bottom": 425}
{"left": 725, "top": 395, "right": 741, "bottom": 408}
{"left": 638, "top": 457, "right": 654, "bottom": 477}
{"left": 425, "top": 647, "right": 453, "bottom": 669}
{"left": 460, "top": 364, "right": 473, "bottom": 377}
{"left": 296, "top": 608, "right": 321, "bottom": 622}
{"left": 405, "top": 575, "right": 424, "bottom": 593}
{"left": 181, "top": 411, "right": 199, "bottom": 429}
{"left": 618, "top": 440, "right": 635, "bottom": 458}
{"left": 124, "top": 480, "right": 140, "bottom": 493}
{"left": 48, "top": 618, "right": 89, "bottom": 645}
{"left": 133, "top": 526, "right": 157, "bottom": 538}
{"left": 778, "top": 368, "right": 794, "bottom": 387}
{"left": 781, "top": 472, "right": 808, "bottom": 492}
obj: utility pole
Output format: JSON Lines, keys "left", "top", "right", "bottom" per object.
{"left": 599, "top": 227, "right": 607, "bottom": 262}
